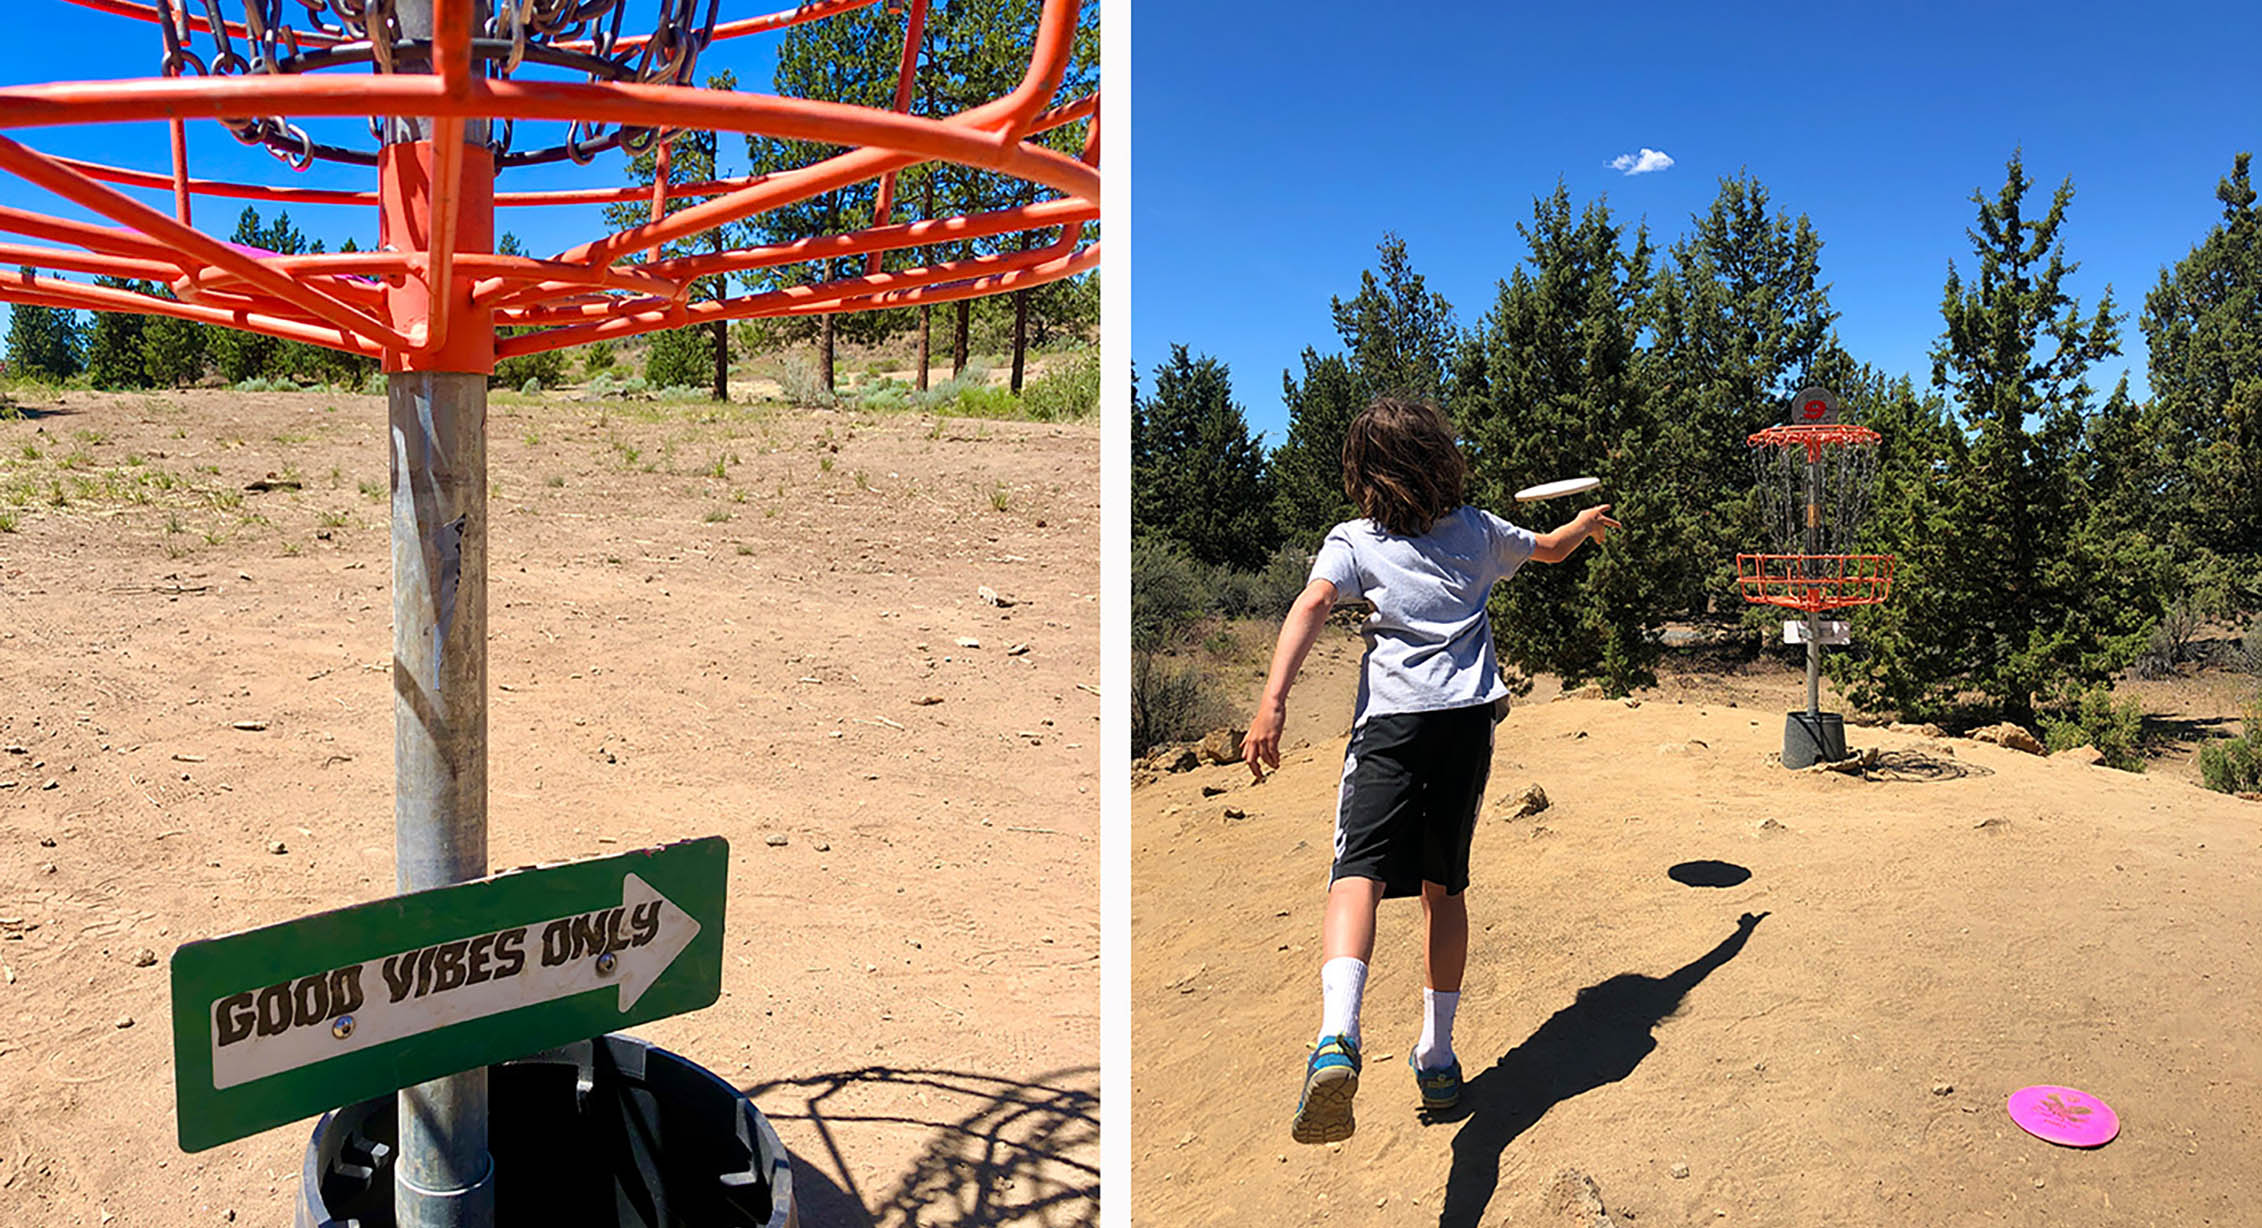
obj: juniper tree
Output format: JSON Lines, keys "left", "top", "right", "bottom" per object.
{"left": 2143, "top": 151, "right": 2261, "bottom": 613}
{"left": 1132, "top": 345, "right": 1275, "bottom": 568}
{"left": 1454, "top": 185, "right": 1682, "bottom": 695}
{"left": 1269, "top": 234, "right": 1458, "bottom": 544}
{"left": 1857, "top": 154, "right": 2157, "bottom": 723}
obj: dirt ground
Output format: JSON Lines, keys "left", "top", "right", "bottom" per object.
{"left": 0, "top": 387, "right": 1098, "bottom": 1226}
{"left": 1132, "top": 629, "right": 2261, "bottom": 1227}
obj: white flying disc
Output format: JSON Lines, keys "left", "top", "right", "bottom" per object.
{"left": 1513, "top": 476, "right": 1603, "bottom": 502}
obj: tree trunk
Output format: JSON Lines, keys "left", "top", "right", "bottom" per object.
{"left": 917, "top": 305, "right": 931, "bottom": 392}
{"left": 820, "top": 312, "right": 835, "bottom": 395}
{"left": 952, "top": 300, "right": 969, "bottom": 377}
{"left": 709, "top": 233, "right": 728, "bottom": 401}
{"left": 918, "top": 177, "right": 933, "bottom": 393}
{"left": 1010, "top": 287, "right": 1029, "bottom": 393}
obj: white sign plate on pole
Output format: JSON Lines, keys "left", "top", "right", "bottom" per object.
{"left": 1783, "top": 620, "right": 1851, "bottom": 646}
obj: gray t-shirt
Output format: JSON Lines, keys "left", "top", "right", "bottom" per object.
{"left": 1309, "top": 505, "right": 1538, "bottom": 725}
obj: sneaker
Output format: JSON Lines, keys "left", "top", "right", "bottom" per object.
{"left": 1290, "top": 1034, "right": 1361, "bottom": 1144}
{"left": 1410, "top": 1051, "right": 1462, "bottom": 1111}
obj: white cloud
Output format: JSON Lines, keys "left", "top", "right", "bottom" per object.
{"left": 1608, "top": 148, "right": 1675, "bottom": 176}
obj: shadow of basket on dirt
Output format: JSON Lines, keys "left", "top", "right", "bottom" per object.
{"left": 743, "top": 1065, "right": 1098, "bottom": 1228}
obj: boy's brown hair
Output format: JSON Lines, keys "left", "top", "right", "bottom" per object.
{"left": 1340, "top": 396, "right": 1467, "bottom": 536}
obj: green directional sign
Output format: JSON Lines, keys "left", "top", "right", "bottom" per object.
{"left": 169, "top": 836, "right": 727, "bottom": 1153}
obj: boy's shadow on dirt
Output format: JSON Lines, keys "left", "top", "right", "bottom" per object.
{"left": 742, "top": 1064, "right": 1097, "bottom": 1228}
{"left": 1429, "top": 912, "right": 1768, "bottom": 1228}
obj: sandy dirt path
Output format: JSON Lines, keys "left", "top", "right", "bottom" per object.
{"left": 0, "top": 388, "right": 1097, "bottom": 1226}
{"left": 1133, "top": 630, "right": 2260, "bottom": 1227}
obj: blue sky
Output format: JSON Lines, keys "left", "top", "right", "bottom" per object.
{"left": 0, "top": 4, "right": 785, "bottom": 263}
{"left": 1132, "top": 0, "right": 2261, "bottom": 446}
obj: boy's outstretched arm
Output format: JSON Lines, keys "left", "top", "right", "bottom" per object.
{"left": 1529, "top": 504, "right": 1621, "bottom": 564}
{"left": 1244, "top": 578, "right": 1338, "bottom": 781}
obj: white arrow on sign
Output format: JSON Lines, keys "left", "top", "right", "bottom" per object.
{"left": 208, "top": 872, "right": 699, "bottom": 1090}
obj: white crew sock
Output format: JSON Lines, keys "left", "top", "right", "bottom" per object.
{"left": 1413, "top": 987, "right": 1460, "bottom": 1071}
{"left": 1318, "top": 957, "right": 1368, "bottom": 1046}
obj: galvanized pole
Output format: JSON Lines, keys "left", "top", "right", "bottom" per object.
{"left": 1804, "top": 447, "right": 1822, "bottom": 719}
{"left": 389, "top": 2, "right": 495, "bottom": 1226}
{"left": 390, "top": 374, "right": 494, "bottom": 1227}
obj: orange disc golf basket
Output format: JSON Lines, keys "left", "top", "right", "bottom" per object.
{"left": 0, "top": 2, "right": 1096, "bottom": 1225}
{"left": 1738, "top": 387, "right": 1893, "bottom": 768}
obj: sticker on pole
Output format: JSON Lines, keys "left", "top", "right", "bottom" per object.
{"left": 2006, "top": 1085, "right": 2120, "bottom": 1148}
{"left": 169, "top": 836, "right": 727, "bottom": 1153}
{"left": 1782, "top": 620, "right": 1851, "bottom": 646}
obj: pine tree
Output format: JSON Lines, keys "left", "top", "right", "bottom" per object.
{"left": 1454, "top": 185, "right": 1676, "bottom": 695}
{"left": 84, "top": 278, "right": 152, "bottom": 389}
{"left": 210, "top": 207, "right": 280, "bottom": 382}
{"left": 1132, "top": 345, "right": 1275, "bottom": 568}
{"left": 489, "top": 232, "right": 569, "bottom": 389}
{"left": 6, "top": 276, "right": 84, "bottom": 381}
{"left": 603, "top": 73, "right": 743, "bottom": 400}
{"left": 2143, "top": 151, "right": 2261, "bottom": 613}
{"left": 1269, "top": 234, "right": 1458, "bottom": 544}
{"left": 141, "top": 285, "right": 208, "bottom": 388}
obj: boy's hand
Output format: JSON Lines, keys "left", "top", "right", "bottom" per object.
{"left": 1245, "top": 699, "right": 1285, "bottom": 781}
{"left": 1572, "top": 504, "right": 1621, "bottom": 544}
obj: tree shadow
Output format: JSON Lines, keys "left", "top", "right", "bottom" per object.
{"left": 2142, "top": 712, "right": 2237, "bottom": 751}
{"left": 742, "top": 1065, "right": 1097, "bottom": 1228}
{"left": 1432, "top": 912, "right": 1769, "bottom": 1228}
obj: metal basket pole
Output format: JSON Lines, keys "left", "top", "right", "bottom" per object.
{"left": 389, "top": 3, "right": 496, "bottom": 1226}
{"left": 1804, "top": 443, "right": 1823, "bottom": 719}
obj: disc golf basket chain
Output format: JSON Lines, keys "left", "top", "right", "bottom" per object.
{"left": 0, "top": 3, "right": 1097, "bottom": 1224}
{"left": 1738, "top": 423, "right": 1894, "bottom": 614}
{"left": 1738, "top": 419, "right": 1894, "bottom": 759}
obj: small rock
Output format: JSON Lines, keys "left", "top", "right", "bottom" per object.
{"left": 268, "top": 840, "right": 288, "bottom": 855}
{"left": 1670, "top": 1161, "right": 1690, "bottom": 1179}
{"left": 114, "top": 1015, "right": 134, "bottom": 1029}
{"left": 1931, "top": 1083, "right": 1954, "bottom": 1096}
{"left": 1973, "top": 816, "right": 2010, "bottom": 832}
{"left": 813, "top": 840, "right": 830, "bottom": 852}
{"left": 913, "top": 695, "right": 944, "bottom": 706}
{"left": 131, "top": 948, "right": 158, "bottom": 968}
{"left": 39, "top": 863, "right": 55, "bottom": 874}
{"left": 41, "top": 779, "right": 58, "bottom": 791}
{"left": 38, "top": 835, "right": 56, "bottom": 847}
{"left": 1158, "top": 747, "right": 1200, "bottom": 773}
{"left": 1624, "top": 698, "right": 1642, "bottom": 709}
{"left": 978, "top": 586, "right": 1014, "bottom": 608}
{"left": 1196, "top": 727, "right": 1247, "bottom": 767}
{"left": 1755, "top": 817, "right": 1787, "bottom": 833}
{"left": 1223, "top": 807, "right": 1247, "bottom": 821}
{"left": 2050, "top": 745, "right": 2104, "bottom": 766}
{"left": 1971, "top": 722, "right": 2044, "bottom": 755}
{"left": 231, "top": 720, "right": 269, "bottom": 732}
{"left": 1007, "top": 643, "right": 1031, "bottom": 656}
{"left": 954, "top": 637, "right": 982, "bottom": 649}
{"left": 1201, "top": 785, "right": 1226, "bottom": 797}
{"left": 764, "top": 834, "right": 789, "bottom": 847}
{"left": 1504, "top": 783, "right": 1549, "bottom": 820}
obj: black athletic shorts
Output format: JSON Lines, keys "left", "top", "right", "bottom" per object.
{"left": 1330, "top": 700, "right": 1500, "bottom": 899}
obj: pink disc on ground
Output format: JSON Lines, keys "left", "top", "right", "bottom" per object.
{"left": 2006, "top": 1085, "right": 2119, "bottom": 1147}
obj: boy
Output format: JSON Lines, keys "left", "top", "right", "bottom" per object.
{"left": 1242, "top": 397, "right": 1617, "bottom": 1144}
